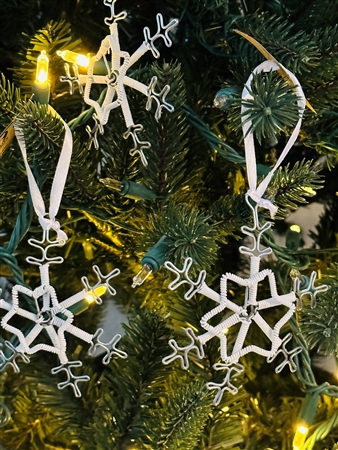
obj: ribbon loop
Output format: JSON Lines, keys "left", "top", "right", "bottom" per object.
{"left": 14, "top": 108, "right": 73, "bottom": 241}
{"left": 242, "top": 60, "right": 306, "bottom": 217}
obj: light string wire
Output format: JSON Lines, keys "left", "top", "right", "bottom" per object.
{"left": 292, "top": 317, "right": 338, "bottom": 448}
{"left": 302, "top": 411, "right": 338, "bottom": 450}
{"left": 181, "top": 103, "right": 246, "bottom": 165}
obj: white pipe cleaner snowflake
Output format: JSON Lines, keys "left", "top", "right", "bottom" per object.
{"left": 162, "top": 60, "right": 328, "bottom": 406}
{"left": 0, "top": 229, "right": 127, "bottom": 398}
{"left": 0, "top": 117, "right": 127, "bottom": 398}
{"left": 60, "top": 0, "right": 178, "bottom": 166}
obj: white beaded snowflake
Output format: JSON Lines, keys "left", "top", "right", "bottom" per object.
{"left": 60, "top": 0, "right": 178, "bottom": 166}
{"left": 0, "top": 229, "right": 127, "bottom": 397}
{"left": 162, "top": 195, "right": 326, "bottom": 405}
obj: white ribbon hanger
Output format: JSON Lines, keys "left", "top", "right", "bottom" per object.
{"left": 14, "top": 112, "right": 73, "bottom": 241}
{"left": 241, "top": 60, "right": 306, "bottom": 217}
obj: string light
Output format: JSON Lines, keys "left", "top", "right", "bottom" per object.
{"left": 286, "top": 224, "right": 302, "bottom": 250}
{"left": 290, "top": 224, "right": 301, "bottom": 233}
{"left": 293, "top": 425, "right": 309, "bottom": 449}
{"left": 132, "top": 263, "right": 153, "bottom": 288}
{"left": 85, "top": 285, "right": 107, "bottom": 303}
{"left": 57, "top": 50, "right": 90, "bottom": 68}
{"left": 32, "top": 50, "right": 50, "bottom": 104}
{"left": 132, "top": 236, "right": 172, "bottom": 288}
{"left": 36, "top": 50, "right": 49, "bottom": 83}
{"left": 100, "top": 177, "right": 157, "bottom": 201}
{"left": 57, "top": 49, "right": 108, "bottom": 75}
{"left": 65, "top": 285, "right": 107, "bottom": 316}
{"left": 293, "top": 392, "right": 320, "bottom": 450}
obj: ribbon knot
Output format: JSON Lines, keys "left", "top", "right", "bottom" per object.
{"left": 247, "top": 190, "right": 278, "bottom": 218}
{"left": 39, "top": 216, "right": 68, "bottom": 242}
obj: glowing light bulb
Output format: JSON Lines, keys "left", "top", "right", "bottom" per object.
{"left": 36, "top": 50, "right": 49, "bottom": 83}
{"left": 290, "top": 224, "right": 301, "bottom": 233}
{"left": 37, "top": 68, "right": 48, "bottom": 83}
{"left": 32, "top": 50, "right": 50, "bottom": 104}
{"left": 132, "top": 264, "right": 153, "bottom": 288}
{"left": 85, "top": 285, "right": 107, "bottom": 303}
{"left": 99, "top": 177, "right": 124, "bottom": 191}
{"left": 286, "top": 224, "right": 302, "bottom": 250}
{"left": 57, "top": 50, "right": 90, "bottom": 68}
{"left": 293, "top": 425, "right": 309, "bottom": 449}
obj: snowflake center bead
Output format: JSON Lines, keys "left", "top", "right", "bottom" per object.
{"left": 239, "top": 303, "right": 258, "bottom": 321}
{"left": 107, "top": 70, "right": 119, "bottom": 86}
{"left": 37, "top": 310, "right": 53, "bottom": 326}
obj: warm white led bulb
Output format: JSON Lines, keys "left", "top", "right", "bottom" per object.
{"left": 85, "top": 285, "right": 107, "bottom": 303}
{"left": 290, "top": 224, "right": 301, "bottom": 233}
{"left": 57, "top": 50, "right": 90, "bottom": 67}
{"left": 293, "top": 424, "right": 309, "bottom": 449}
{"left": 132, "top": 264, "right": 153, "bottom": 288}
{"left": 36, "top": 50, "right": 49, "bottom": 84}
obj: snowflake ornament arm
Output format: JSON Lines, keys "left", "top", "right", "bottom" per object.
{"left": 144, "top": 76, "right": 175, "bottom": 120}
{"left": 143, "top": 13, "right": 179, "bottom": 59}
{"left": 60, "top": 63, "right": 82, "bottom": 95}
{"left": 267, "top": 333, "right": 302, "bottom": 373}
{"left": 164, "top": 257, "right": 219, "bottom": 301}
{"left": 86, "top": 113, "right": 104, "bottom": 150}
{"left": 88, "top": 328, "right": 127, "bottom": 364}
{"left": 51, "top": 361, "right": 90, "bottom": 398}
{"left": 81, "top": 264, "right": 120, "bottom": 304}
{"left": 59, "top": 1, "right": 178, "bottom": 166}
{"left": 206, "top": 362, "right": 245, "bottom": 405}
{"left": 0, "top": 340, "right": 30, "bottom": 373}
{"left": 162, "top": 328, "right": 204, "bottom": 370}
{"left": 103, "top": 0, "right": 127, "bottom": 25}
{"left": 293, "top": 270, "right": 328, "bottom": 310}
{"left": 123, "top": 124, "right": 151, "bottom": 167}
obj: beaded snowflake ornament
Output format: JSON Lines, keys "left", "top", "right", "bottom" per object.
{"left": 59, "top": 0, "right": 178, "bottom": 166}
{"left": 162, "top": 60, "right": 327, "bottom": 405}
{"left": 0, "top": 116, "right": 126, "bottom": 397}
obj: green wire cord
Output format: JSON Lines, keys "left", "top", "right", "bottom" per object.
{"left": 1, "top": 194, "right": 33, "bottom": 286}
{"left": 303, "top": 411, "right": 338, "bottom": 449}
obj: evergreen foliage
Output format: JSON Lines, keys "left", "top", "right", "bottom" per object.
{"left": 1, "top": 0, "right": 338, "bottom": 449}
